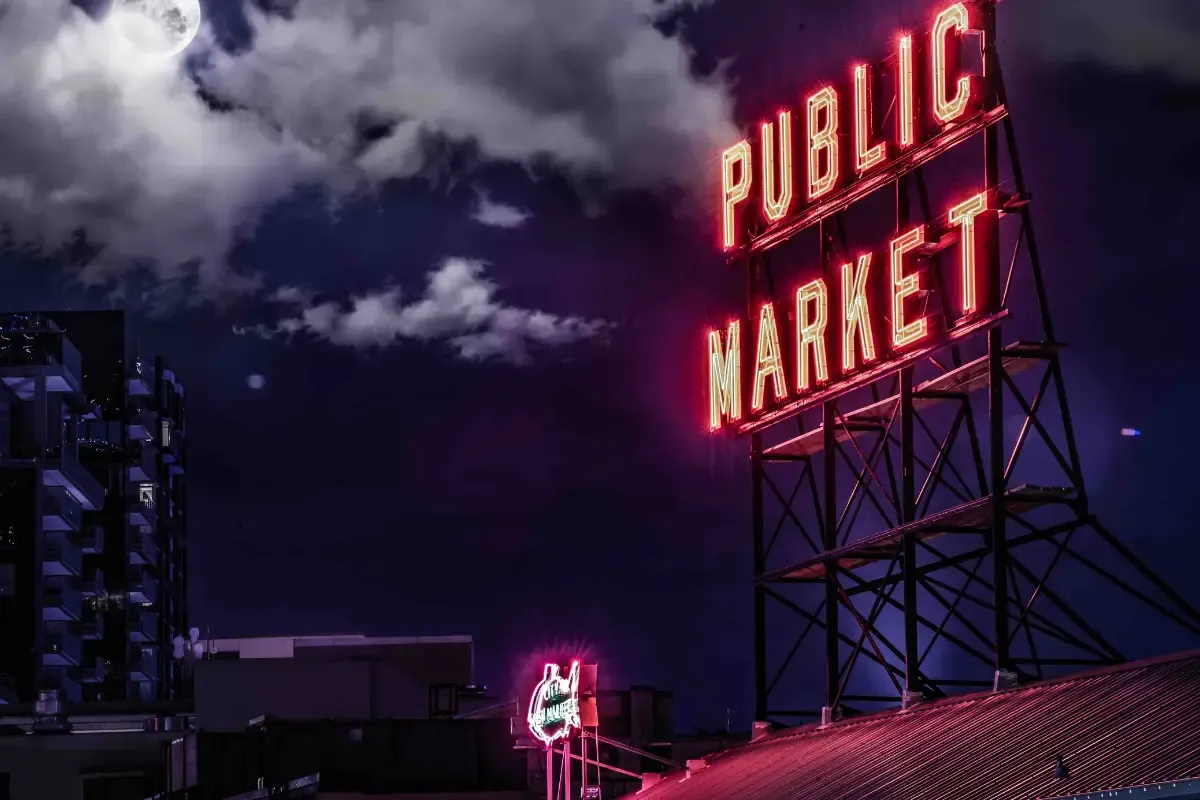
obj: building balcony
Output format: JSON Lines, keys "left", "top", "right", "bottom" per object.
{"left": 42, "top": 667, "right": 82, "bottom": 702}
{"left": 79, "top": 656, "right": 105, "bottom": 684}
{"left": 127, "top": 402, "right": 156, "bottom": 442}
{"left": 0, "top": 321, "right": 83, "bottom": 399}
{"left": 77, "top": 602, "right": 105, "bottom": 641}
{"left": 81, "top": 525, "right": 104, "bottom": 555}
{"left": 128, "top": 569, "right": 158, "bottom": 605}
{"left": 43, "top": 582, "right": 82, "bottom": 622}
{"left": 128, "top": 441, "right": 157, "bottom": 483}
{"left": 43, "top": 487, "right": 83, "bottom": 532}
{"left": 81, "top": 564, "right": 104, "bottom": 598}
{"left": 129, "top": 496, "right": 157, "bottom": 529}
{"left": 129, "top": 531, "right": 158, "bottom": 567}
{"left": 129, "top": 608, "right": 157, "bottom": 643}
{"left": 44, "top": 628, "right": 83, "bottom": 667}
{"left": 42, "top": 534, "right": 82, "bottom": 578}
{"left": 129, "top": 648, "right": 159, "bottom": 682}
{"left": 128, "top": 371, "right": 152, "bottom": 397}
{"left": 43, "top": 446, "right": 105, "bottom": 511}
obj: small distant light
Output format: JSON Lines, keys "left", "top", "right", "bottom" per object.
{"left": 247, "top": 374, "right": 266, "bottom": 390}
{"left": 1120, "top": 428, "right": 1141, "bottom": 437}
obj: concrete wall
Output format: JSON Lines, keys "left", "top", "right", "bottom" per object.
{"left": 195, "top": 641, "right": 473, "bottom": 732}
{"left": 0, "top": 730, "right": 173, "bottom": 800}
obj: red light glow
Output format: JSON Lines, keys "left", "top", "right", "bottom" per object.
{"left": 761, "top": 111, "right": 794, "bottom": 222}
{"left": 890, "top": 226, "right": 930, "bottom": 349}
{"left": 854, "top": 64, "right": 887, "bottom": 174}
{"left": 707, "top": 2, "right": 1004, "bottom": 432}
{"left": 842, "top": 254, "right": 877, "bottom": 372}
{"left": 806, "top": 87, "right": 840, "bottom": 201}
{"left": 527, "top": 661, "right": 581, "bottom": 747}
{"left": 718, "top": 3, "right": 1002, "bottom": 252}
{"left": 932, "top": 3, "right": 973, "bottom": 124}
{"left": 752, "top": 303, "right": 787, "bottom": 411}
{"left": 948, "top": 191, "right": 989, "bottom": 315}
{"left": 898, "top": 34, "right": 916, "bottom": 149}
{"left": 722, "top": 141, "right": 752, "bottom": 250}
{"left": 709, "top": 322, "right": 742, "bottom": 430}
{"left": 796, "top": 279, "right": 830, "bottom": 391}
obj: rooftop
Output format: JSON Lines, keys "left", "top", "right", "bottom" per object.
{"left": 206, "top": 633, "right": 473, "bottom": 660}
{"left": 631, "top": 650, "right": 1200, "bottom": 800}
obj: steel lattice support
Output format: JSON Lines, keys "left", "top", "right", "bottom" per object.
{"left": 741, "top": 1, "right": 1200, "bottom": 724}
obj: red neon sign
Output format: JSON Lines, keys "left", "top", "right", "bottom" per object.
{"left": 527, "top": 662, "right": 581, "bottom": 747}
{"left": 721, "top": 1, "right": 989, "bottom": 253}
{"left": 709, "top": 1, "right": 1003, "bottom": 434}
{"left": 709, "top": 191, "right": 999, "bottom": 432}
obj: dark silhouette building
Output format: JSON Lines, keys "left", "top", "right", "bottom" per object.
{"left": 0, "top": 310, "right": 187, "bottom": 706}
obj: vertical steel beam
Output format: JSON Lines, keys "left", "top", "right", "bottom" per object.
{"left": 752, "top": 432, "right": 767, "bottom": 720}
{"left": 823, "top": 401, "right": 839, "bottom": 713}
{"left": 897, "top": 171, "right": 919, "bottom": 698}
{"left": 982, "top": 0, "right": 1010, "bottom": 676}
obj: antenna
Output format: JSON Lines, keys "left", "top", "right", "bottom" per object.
{"left": 171, "top": 627, "right": 206, "bottom": 663}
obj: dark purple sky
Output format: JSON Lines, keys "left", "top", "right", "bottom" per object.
{"left": 3, "top": 0, "right": 1199, "bottom": 730}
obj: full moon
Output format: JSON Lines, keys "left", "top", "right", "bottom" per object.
{"left": 108, "top": 0, "right": 203, "bottom": 57}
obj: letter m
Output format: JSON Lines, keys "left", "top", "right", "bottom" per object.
{"left": 709, "top": 322, "right": 742, "bottom": 430}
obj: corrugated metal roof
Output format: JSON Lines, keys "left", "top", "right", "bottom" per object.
{"left": 631, "top": 651, "right": 1200, "bottom": 800}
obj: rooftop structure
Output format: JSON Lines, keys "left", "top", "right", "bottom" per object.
{"left": 631, "top": 650, "right": 1200, "bottom": 800}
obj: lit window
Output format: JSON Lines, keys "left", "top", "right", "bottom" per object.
{"left": 139, "top": 483, "right": 156, "bottom": 508}
{"left": 161, "top": 419, "right": 171, "bottom": 449}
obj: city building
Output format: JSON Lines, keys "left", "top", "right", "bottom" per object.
{"left": 193, "top": 634, "right": 484, "bottom": 731}
{"left": 0, "top": 310, "right": 187, "bottom": 707}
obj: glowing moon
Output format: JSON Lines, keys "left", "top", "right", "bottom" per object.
{"left": 108, "top": 0, "right": 203, "bottom": 57}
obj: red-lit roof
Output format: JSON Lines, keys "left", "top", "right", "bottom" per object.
{"left": 632, "top": 651, "right": 1200, "bottom": 800}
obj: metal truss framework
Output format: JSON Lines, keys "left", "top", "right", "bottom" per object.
{"left": 743, "top": 1, "right": 1200, "bottom": 724}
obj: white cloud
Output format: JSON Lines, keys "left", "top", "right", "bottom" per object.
{"left": 200, "top": 0, "right": 737, "bottom": 196}
{"left": 0, "top": 0, "right": 326, "bottom": 299}
{"left": 470, "top": 194, "right": 532, "bottom": 229}
{"left": 0, "top": 0, "right": 733, "bottom": 303}
{"left": 256, "top": 258, "right": 610, "bottom": 364}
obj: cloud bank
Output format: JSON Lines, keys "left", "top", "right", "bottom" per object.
{"left": 0, "top": 0, "right": 324, "bottom": 298}
{"left": 201, "top": 0, "right": 735, "bottom": 194}
{"left": 0, "top": 0, "right": 734, "bottom": 304}
{"left": 1008, "top": 0, "right": 1200, "bottom": 84}
{"left": 241, "top": 258, "right": 609, "bottom": 364}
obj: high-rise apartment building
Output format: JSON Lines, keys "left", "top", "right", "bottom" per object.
{"left": 0, "top": 311, "right": 187, "bottom": 706}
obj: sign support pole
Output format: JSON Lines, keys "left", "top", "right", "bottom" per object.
{"left": 546, "top": 744, "right": 554, "bottom": 800}
{"left": 565, "top": 737, "right": 572, "bottom": 800}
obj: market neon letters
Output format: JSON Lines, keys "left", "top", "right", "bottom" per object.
{"left": 527, "top": 662, "right": 581, "bottom": 746}
{"left": 708, "top": 192, "right": 994, "bottom": 431}
{"left": 723, "top": 1, "right": 982, "bottom": 250}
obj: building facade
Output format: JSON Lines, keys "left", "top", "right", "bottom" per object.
{"left": 193, "top": 635, "right": 480, "bottom": 731}
{"left": 0, "top": 311, "right": 187, "bottom": 706}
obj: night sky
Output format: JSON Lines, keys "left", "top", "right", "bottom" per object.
{"left": 1, "top": 0, "right": 1198, "bottom": 730}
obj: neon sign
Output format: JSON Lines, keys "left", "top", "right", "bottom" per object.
{"left": 721, "top": 2, "right": 994, "bottom": 254}
{"left": 709, "top": 1, "right": 1005, "bottom": 434}
{"left": 527, "top": 662, "right": 581, "bottom": 746}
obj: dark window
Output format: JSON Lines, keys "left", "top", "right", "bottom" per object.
{"left": 82, "top": 774, "right": 155, "bottom": 800}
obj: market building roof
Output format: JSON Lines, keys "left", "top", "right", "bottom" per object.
{"left": 632, "top": 651, "right": 1200, "bottom": 800}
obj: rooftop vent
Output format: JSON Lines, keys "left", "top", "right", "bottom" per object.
{"left": 641, "top": 774, "right": 664, "bottom": 792}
